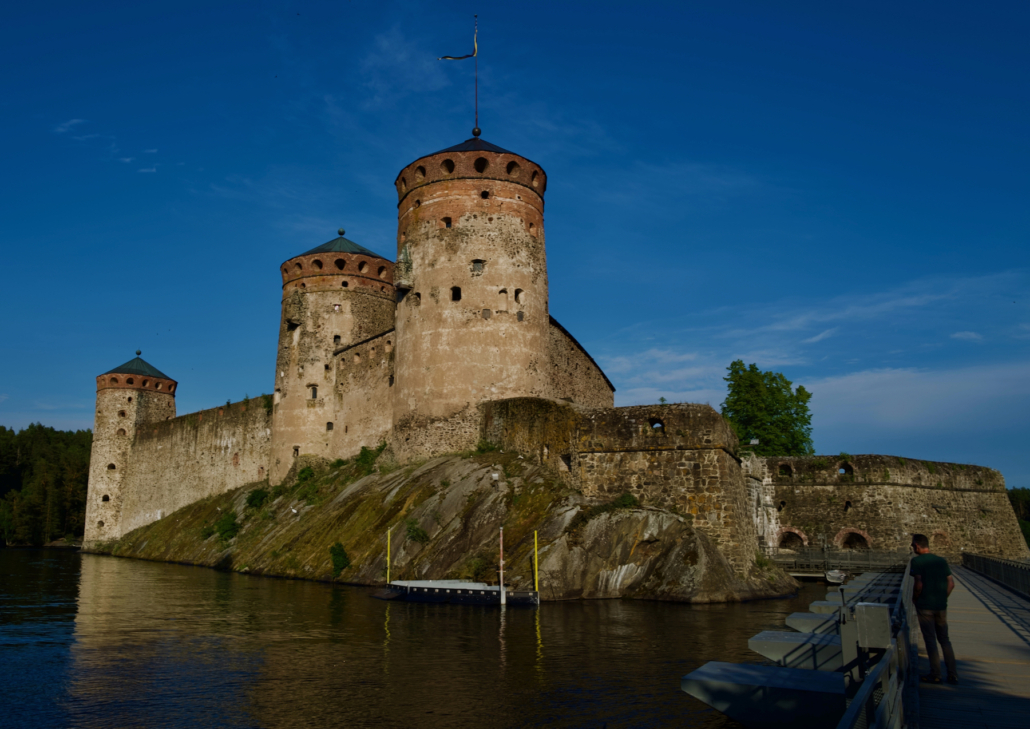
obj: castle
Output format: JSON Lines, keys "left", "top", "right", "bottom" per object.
{"left": 83, "top": 131, "right": 1029, "bottom": 566}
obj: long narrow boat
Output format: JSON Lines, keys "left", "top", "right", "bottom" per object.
{"left": 372, "top": 580, "right": 540, "bottom": 606}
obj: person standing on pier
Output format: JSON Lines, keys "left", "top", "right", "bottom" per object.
{"left": 910, "top": 533, "right": 959, "bottom": 685}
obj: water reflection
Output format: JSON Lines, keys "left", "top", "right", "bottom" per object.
{"left": 1, "top": 550, "right": 824, "bottom": 728}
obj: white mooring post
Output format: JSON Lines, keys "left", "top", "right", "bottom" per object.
{"left": 500, "top": 526, "right": 506, "bottom": 606}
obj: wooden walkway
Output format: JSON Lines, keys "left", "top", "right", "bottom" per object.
{"left": 917, "top": 565, "right": 1030, "bottom": 728}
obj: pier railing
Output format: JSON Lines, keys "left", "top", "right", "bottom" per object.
{"left": 835, "top": 555, "right": 918, "bottom": 729}
{"left": 962, "top": 553, "right": 1030, "bottom": 599}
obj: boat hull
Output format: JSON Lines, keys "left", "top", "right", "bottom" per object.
{"left": 372, "top": 582, "right": 540, "bottom": 606}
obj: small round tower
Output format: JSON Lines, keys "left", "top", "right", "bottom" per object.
{"left": 392, "top": 132, "right": 550, "bottom": 441}
{"left": 84, "top": 352, "right": 176, "bottom": 546}
{"left": 268, "top": 230, "right": 395, "bottom": 484}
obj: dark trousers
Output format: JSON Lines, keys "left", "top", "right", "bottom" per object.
{"left": 917, "top": 609, "right": 958, "bottom": 680}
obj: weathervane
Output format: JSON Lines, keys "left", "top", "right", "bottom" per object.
{"left": 439, "top": 15, "right": 480, "bottom": 136}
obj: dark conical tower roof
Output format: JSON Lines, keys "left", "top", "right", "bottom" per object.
{"left": 102, "top": 352, "right": 171, "bottom": 379}
{"left": 430, "top": 137, "right": 515, "bottom": 156}
{"left": 298, "top": 232, "right": 389, "bottom": 261}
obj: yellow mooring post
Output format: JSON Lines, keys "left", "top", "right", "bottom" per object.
{"left": 387, "top": 527, "right": 391, "bottom": 584}
{"left": 534, "top": 530, "right": 539, "bottom": 592}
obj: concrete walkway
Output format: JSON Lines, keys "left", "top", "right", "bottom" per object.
{"left": 917, "top": 565, "right": 1030, "bottom": 728}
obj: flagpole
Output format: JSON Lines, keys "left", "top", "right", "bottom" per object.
{"left": 474, "top": 15, "right": 479, "bottom": 134}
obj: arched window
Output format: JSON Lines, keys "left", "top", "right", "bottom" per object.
{"left": 358, "top": 261, "right": 367, "bottom": 273}
{"left": 310, "top": 386, "right": 318, "bottom": 399}
{"left": 335, "top": 259, "right": 346, "bottom": 270}
{"left": 312, "top": 259, "right": 323, "bottom": 270}
{"left": 118, "top": 410, "right": 126, "bottom": 418}
{"left": 451, "top": 287, "right": 462, "bottom": 302}
{"left": 142, "top": 380, "right": 149, "bottom": 387}
{"left": 107, "top": 463, "right": 116, "bottom": 470}
{"left": 110, "top": 377, "right": 118, "bottom": 385}
{"left": 378, "top": 266, "right": 386, "bottom": 277}
{"left": 441, "top": 159, "right": 455, "bottom": 174}
{"left": 498, "top": 288, "right": 508, "bottom": 308}
{"left": 844, "top": 500, "right": 852, "bottom": 512}
{"left": 839, "top": 463, "right": 854, "bottom": 476}
{"left": 506, "top": 160, "right": 521, "bottom": 177}
{"left": 514, "top": 289, "right": 525, "bottom": 305}
{"left": 779, "top": 532, "right": 804, "bottom": 550}
{"left": 842, "top": 532, "right": 869, "bottom": 550}
{"left": 474, "top": 157, "right": 488, "bottom": 173}
{"left": 102, "top": 495, "right": 110, "bottom": 502}
{"left": 531, "top": 171, "right": 539, "bottom": 187}
{"left": 779, "top": 464, "right": 792, "bottom": 477}
{"left": 326, "top": 422, "right": 334, "bottom": 431}
{"left": 97, "top": 520, "right": 104, "bottom": 528}
{"left": 399, "top": 177, "right": 407, "bottom": 192}
{"left": 295, "top": 262, "right": 303, "bottom": 272}
{"left": 116, "top": 428, "right": 126, "bottom": 436}
{"left": 481, "top": 190, "right": 490, "bottom": 199}
{"left": 648, "top": 418, "right": 665, "bottom": 433}
{"left": 415, "top": 165, "right": 426, "bottom": 181}
{"left": 126, "top": 378, "right": 134, "bottom": 385}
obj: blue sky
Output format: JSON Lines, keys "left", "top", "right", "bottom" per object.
{"left": 2, "top": 2, "right": 1028, "bottom": 486}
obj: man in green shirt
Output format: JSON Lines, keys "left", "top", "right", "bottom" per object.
{"left": 910, "top": 533, "right": 958, "bottom": 684}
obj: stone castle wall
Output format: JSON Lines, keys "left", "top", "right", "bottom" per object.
{"left": 548, "top": 317, "right": 615, "bottom": 408}
{"left": 116, "top": 401, "right": 272, "bottom": 537}
{"left": 481, "top": 399, "right": 758, "bottom": 572}
{"left": 751, "top": 454, "right": 1029, "bottom": 561}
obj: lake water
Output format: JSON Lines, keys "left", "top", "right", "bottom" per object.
{"left": 1, "top": 549, "right": 823, "bottom": 728}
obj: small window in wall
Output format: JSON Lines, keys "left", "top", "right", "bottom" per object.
{"left": 341, "top": 281, "right": 349, "bottom": 288}
{"left": 413, "top": 292, "right": 421, "bottom": 305}
{"left": 531, "top": 171, "right": 539, "bottom": 187}
{"left": 313, "top": 259, "right": 323, "bottom": 270}
{"left": 482, "top": 309, "right": 492, "bottom": 319}
{"left": 378, "top": 266, "right": 386, "bottom": 278}
{"left": 354, "top": 353, "right": 361, "bottom": 363}
{"left": 126, "top": 378, "right": 134, "bottom": 385}
{"left": 333, "top": 304, "right": 341, "bottom": 312}
{"left": 335, "top": 259, "right": 346, "bottom": 270}
{"left": 559, "top": 454, "right": 572, "bottom": 472}
{"left": 293, "top": 446, "right": 299, "bottom": 458}
{"left": 258, "top": 466, "right": 265, "bottom": 478}
{"left": 324, "top": 364, "right": 330, "bottom": 371}
{"left": 389, "top": 375, "right": 394, "bottom": 386}
{"left": 474, "top": 157, "right": 488, "bottom": 173}
{"left": 779, "top": 464, "right": 793, "bottom": 477}
{"left": 451, "top": 287, "right": 461, "bottom": 302}
{"left": 514, "top": 289, "right": 525, "bottom": 305}
{"left": 844, "top": 500, "right": 852, "bottom": 512}
{"left": 399, "top": 177, "right": 407, "bottom": 192}
{"left": 107, "top": 463, "right": 116, "bottom": 470}
{"left": 414, "top": 199, "right": 421, "bottom": 208}
{"left": 326, "top": 422, "right": 334, "bottom": 432}
{"left": 110, "top": 377, "right": 118, "bottom": 385}
{"left": 310, "top": 386, "right": 318, "bottom": 399}
{"left": 498, "top": 288, "right": 508, "bottom": 308}
{"left": 127, "top": 396, "right": 132, "bottom": 402}
{"left": 839, "top": 463, "right": 854, "bottom": 476}
{"left": 517, "top": 311, "right": 525, "bottom": 322}
{"left": 778, "top": 500, "right": 786, "bottom": 512}
{"left": 334, "top": 335, "right": 341, "bottom": 344}
{"left": 648, "top": 418, "right": 665, "bottom": 433}
{"left": 385, "top": 340, "right": 393, "bottom": 353}
{"left": 102, "top": 494, "right": 110, "bottom": 502}
{"left": 97, "top": 521, "right": 104, "bottom": 528}
{"left": 295, "top": 262, "right": 303, "bottom": 272}
{"left": 506, "top": 160, "right": 521, "bottom": 177}
{"left": 415, "top": 165, "right": 426, "bottom": 181}
{"left": 441, "top": 159, "right": 455, "bottom": 174}
{"left": 443, "top": 217, "right": 452, "bottom": 228}
{"left": 481, "top": 190, "right": 490, "bottom": 199}
{"left": 117, "top": 428, "right": 126, "bottom": 436}
{"left": 472, "top": 259, "right": 485, "bottom": 274}
{"left": 358, "top": 261, "right": 367, "bottom": 273}
{"left": 118, "top": 410, "right": 126, "bottom": 418}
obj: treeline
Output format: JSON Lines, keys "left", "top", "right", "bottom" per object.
{"left": 1008, "top": 487, "right": 1030, "bottom": 550}
{"left": 0, "top": 424, "right": 92, "bottom": 545}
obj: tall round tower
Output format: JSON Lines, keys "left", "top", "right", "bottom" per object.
{"left": 391, "top": 133, "right": 550, "bottom": 446}
{"left": 268, "top": 231, "right": 395, "bottom": 484}
{"left": 83, "top": 352, "right": 176, "bottom": 546}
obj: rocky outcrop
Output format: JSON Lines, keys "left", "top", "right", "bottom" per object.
{"left": 89, "top": 450, "right": 796, "bottom": 604}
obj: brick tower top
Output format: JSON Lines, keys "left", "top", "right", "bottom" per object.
{"left": 95, "top": 351, "right": 177, "bottom": 395}
{"left": 394, "top": 136, "right": 548, "bottom": 206}
{"left": 279, "top": 229, "right": 395, "bottom": 299}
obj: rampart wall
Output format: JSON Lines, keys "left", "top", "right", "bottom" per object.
{"left": 118, "top": 402, "right": 272, "bottom": 536}
{"left": 750, "top": 454, "right": 1029, "bottom": 562}
{"left": 481, "top": 398, "right": 757, "bottom": 572}
{"left": 547, "top": 317, "right": 615, "bottom": 408}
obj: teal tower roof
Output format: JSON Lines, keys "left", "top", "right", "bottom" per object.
{"left": 102, "top": 351, "right": 172, "bottom": 379}
{"left": 299, "top": 229, "right": 389, "bottom": 261}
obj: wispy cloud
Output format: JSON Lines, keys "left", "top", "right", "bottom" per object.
{"left": 138, "top": 167, "right": 157, "bottom": 173}
{"left": 950, "top": 331, "right": 983, "bottom": 342}
{"left": 803, "top": 327, "right": 839, "bottom": 344}
{"left": 360, "top": 27, "right": 450, "bottom": 109}
{"left": 144, "top": 148, "right": 158, "bottom": 153}
{"left": 53, "top": 119, "right": 86, "bottom": 134}
{"left": 119, "top": 157, "right": 135, "bottom": 163}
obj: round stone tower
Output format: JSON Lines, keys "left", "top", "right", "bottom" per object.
{"left": 391, "top": 132, "right": 550, "bottom": 448}
{"left": 268, "top": 230, "right": 395, "bottom": 485}
{"left": 84, "top": 352, "right": 176, "bottom": 546}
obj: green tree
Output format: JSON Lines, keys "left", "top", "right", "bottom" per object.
{"left": 721, "top": 360, "right": 814, "bottom": 456}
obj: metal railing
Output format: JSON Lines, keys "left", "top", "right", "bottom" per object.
{"left": 962, "top": 553, "right": 1030, "bottom": 599}
{"left": 769, "top": 548, "right": 910, "bottom": 574}
{"left": 836, "top": 556, "right": 917, "bottom": 729}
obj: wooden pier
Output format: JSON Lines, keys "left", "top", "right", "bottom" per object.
{"left": 917, "top": 565, "right": 1030, "bottom": 728}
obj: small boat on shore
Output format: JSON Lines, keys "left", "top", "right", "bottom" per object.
{"left": 825, "top": 569, "right": 848, "bottom": 584}
{"left": 372, "top": 580, "right": 540, "bottom": 606}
